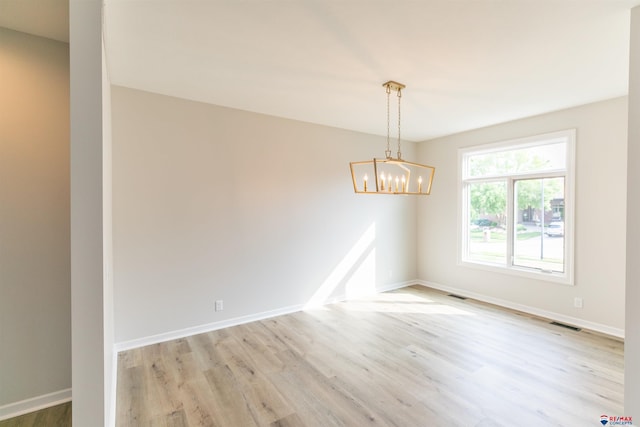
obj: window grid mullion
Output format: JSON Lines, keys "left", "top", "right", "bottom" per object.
{"left": 464, "top": 170, "right": 566, "bottom": 184}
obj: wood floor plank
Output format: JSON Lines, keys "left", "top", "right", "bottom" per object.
{"left": 230, "top": 323, "right": 286, "bottom": 374}
{"left": 0, "top": 403, "right": 71, "bottom": 427}
{"left": 269, "top": 413, "right": 306, "bottom": 427}
{"left": 202, "top": 365, "right": 258, "bottom": 427}
{"left": 116, "top": 285, "right": 624, "bottom": 427}
{"left": 210, "top": 336, "right": 294, "bottom": 424}
{"left": 145, "top": 347, "right": 183, "bottom": 418}
{"left": 117, "top": 365, "right": 151, "bottom": 425}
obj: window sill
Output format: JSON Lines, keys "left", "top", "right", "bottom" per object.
{"left": 458, "top": 259, "right": 573, "bottom": 286}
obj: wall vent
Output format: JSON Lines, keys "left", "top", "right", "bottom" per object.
{"left": 550, "top": 321, "right": 582, "bottom": 332}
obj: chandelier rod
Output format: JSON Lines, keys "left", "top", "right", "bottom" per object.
{"left": 382, "top": 81, "right": 405, "bottom": 160}
{"left": 385, "top": 84, "right": 392, "bottom": 159}
{"left": 397, "top": 86, "right": 402, "bottom": 160}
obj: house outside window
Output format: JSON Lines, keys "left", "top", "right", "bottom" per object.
{"left": 459, "top": 129, "right": 575, "bottom": 284}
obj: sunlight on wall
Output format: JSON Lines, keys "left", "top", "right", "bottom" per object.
{"left": 344, "top": 247, "right": 376, "bottom": 300}
{"left": 305, "top": 223, "right": 377, "bottom": 309}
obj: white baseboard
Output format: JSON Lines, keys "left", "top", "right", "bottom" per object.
{"left": 114, "top": 280, "right": 414, "bottom": 353}
{"left": 114, "top": 276, "right": 622, "bottom": 354}
{"left": 114, "top": 303, "right": 308, "bottom": 352}
{"left": 416, "top": 280, "right": 624, "bottom": 339}
{"left": 0, "top": 388, "right": 71, "bottom": 421}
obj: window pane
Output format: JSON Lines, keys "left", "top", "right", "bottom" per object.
{"left": 468, "top": 181, "right": 507, "bottom": 264}
{"left": 513, "top": 177, "right": 565, "bottom": 273}
{"left": 468, "top": 142, "right": 566, "bottom": 178}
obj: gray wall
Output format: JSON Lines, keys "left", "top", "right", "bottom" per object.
{"left": 111, "top": 86, "right": 417, "bottom": 345}
{"left": 0, "top": 27, "right": 70, "bottom": 407}
{"left": 417, "top": 97, "right": 628, "bottom": 334}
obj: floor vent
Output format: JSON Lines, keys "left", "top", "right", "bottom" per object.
{"left": 550, "top": 321, "right": 582, "bottom": 332}
{"left": 448, "top": 294, "right": 467, "bottom": 300}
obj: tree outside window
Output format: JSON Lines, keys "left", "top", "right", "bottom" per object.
{"left": 460, "top": 130, "right": 574, "bottom": 284}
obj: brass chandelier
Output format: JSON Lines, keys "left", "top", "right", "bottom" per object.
{"left": 350, "top": 81, "right": 435, "bottom": 195}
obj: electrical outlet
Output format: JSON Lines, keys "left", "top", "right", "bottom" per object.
{"left": 215, "top": 300, "right": 224, "bottom": 312}
{"left": 574, "top": 297, "right": 583, "bottom": 309}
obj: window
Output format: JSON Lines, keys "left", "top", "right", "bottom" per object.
{"left": 459, "top": 130, "right": 575, "bottom": 284}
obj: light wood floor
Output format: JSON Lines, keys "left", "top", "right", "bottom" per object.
{"left": 116, "top": 285, "right": 624, "bottom": 426}
{"left": 0, "top": 402, "right": 71, "bottom": 427}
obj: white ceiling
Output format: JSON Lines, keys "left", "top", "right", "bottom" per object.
{"left": 2, "top": 1, "right": 639, "bottom": 141}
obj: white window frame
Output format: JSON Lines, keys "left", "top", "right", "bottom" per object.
{"left": 458, "top": 129, "right": 576, "bottom": 285}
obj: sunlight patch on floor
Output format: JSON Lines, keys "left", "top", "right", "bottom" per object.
{"left": 340, "top": 300, "right": 475, "bottom": 315}
{"left": 340, "top": 289, "right": 476, "bottom": 315}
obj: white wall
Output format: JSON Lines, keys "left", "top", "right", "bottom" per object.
{"left": 417, "top": 97, "right": 628, "bottom": 334}
{"left": 102, "top": 31, "right": 116, "bottom": 427}
{"left": 70, "top": 1, "right": 111, "bottom": 424}
{"left": 626, "top": 6, "right": 640, "bottom": 415}
{"left": 0, "top": 27, "right": 70, "bottom": 412}
{"left": 112, "top": 86, "right": 417, "bottom": 345}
